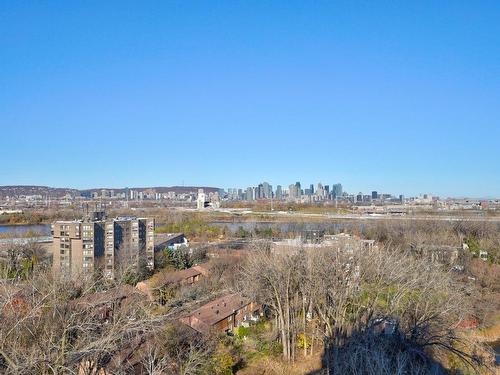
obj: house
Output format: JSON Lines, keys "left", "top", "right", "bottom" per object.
{"left": 136, "top": 263, "right": 212, "bottom": 302}
{"left": 162, "top": 266, "right": 204, "bottom": 285}
{"left": 180, "top": 293, "right": 261, "bottom": 334}
{"left": 71, "top": 285, "right": 147, "bottom": 322}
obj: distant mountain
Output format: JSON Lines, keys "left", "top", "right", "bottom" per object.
{"left": 0, "top": 185, "right": 220, "bottom": 198}
{"left": 0, "top": 185, "right": 79, "bottom": 198}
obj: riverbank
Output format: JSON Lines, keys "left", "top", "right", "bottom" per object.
{"left": 476, "top": 319, "right": 500, "bottom": 343}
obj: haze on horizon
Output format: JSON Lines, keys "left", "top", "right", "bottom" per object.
{"left": 1, "top": 2, "right": 499, "bottom": 198}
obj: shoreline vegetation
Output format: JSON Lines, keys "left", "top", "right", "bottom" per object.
{"left": 475, "top": 320, "right": 500, "bottom": 342}
{"left": 1, "top": 202, "right": 500, "bottom": 226}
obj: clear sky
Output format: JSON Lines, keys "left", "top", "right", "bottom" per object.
{"left": 1, "top": 1, "right": 499, "bottom": 197}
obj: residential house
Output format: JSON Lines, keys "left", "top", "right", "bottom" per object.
{"left": 180, "top": 293, "right": 261, "bottom": 334}
{"left": 136, "top": 263, "right": 211, "bottom": 302}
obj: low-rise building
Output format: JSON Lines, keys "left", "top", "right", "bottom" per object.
{"left": 70, "top": 285, "right": 147, "bottom": 323}
{"left": 180, "top": 293, "right": 261, "bottom": 334}
{"left": 136, "top": 263, "right": 211, "bottom": 302}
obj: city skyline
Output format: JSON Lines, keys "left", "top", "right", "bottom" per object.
{"left": 0, "top": 181, "right": 496, "bottom": 200}
{"left": 1, "top": 2, "right": 499, "bottom": 197}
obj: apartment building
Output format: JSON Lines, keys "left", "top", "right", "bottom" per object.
{"left": 52, "top": 212, "right": 154, "bottom": 279}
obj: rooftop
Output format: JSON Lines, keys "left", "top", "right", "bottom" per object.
{"left": 187, "top": 293, "right": 251, "bottom": 326}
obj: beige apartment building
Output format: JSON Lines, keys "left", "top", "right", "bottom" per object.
{"left": 52, "top": 212, "right": 154, "bottom": 279}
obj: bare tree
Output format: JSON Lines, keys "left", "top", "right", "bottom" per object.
{"left": 241, "top": 239, "right": 485, "bottom": 372}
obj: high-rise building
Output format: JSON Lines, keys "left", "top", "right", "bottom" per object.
{"left": 246, "top": 187, "right": 254, "bottom": 201}
{"left": 257, "top": 184, "right": 264, "bottom": 199}
{"left": 197, "top": 189, "right": 207, "bottom": 209}
{"left": 52, "top": 212, "right": 154, "bottom": 279}
{"left": 295, "top": 182, "right": 302, "bottom": 198}
{"left": 289, "top": 184, "right": 298, "bottom": 199}
{"left": 275, "top": 185, "right": 282, "bottom": 200}
{"left": 317, "top": 183, "right": 325, "bottom": 198}
{"left": 372, "top": 191, "right": 378, "bottom": 200}
{"left": 309, "top": 184, "right": 314, "bottom": 195}
{"left": 332, "top": 183, "right": 343, "bottom": 198}
{"left": 262, "top": 182, "right": 272, "bottom": 199}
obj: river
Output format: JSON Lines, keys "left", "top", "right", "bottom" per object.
{"left": 0, "top": 224, "right": 51, "bottom": 236}
{"left": 489, "top": 340, "right": 500, "bottom": 365}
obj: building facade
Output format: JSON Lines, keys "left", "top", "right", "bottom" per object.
{"left": 52, "top": 213, "right": 154, "bottom": 279}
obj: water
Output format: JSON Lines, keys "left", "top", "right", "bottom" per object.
{"left": 0, "top": 224, "right": 51, "bottom": 236}
{"left": 489, "top": 340, "right": 500, "bottom": 365}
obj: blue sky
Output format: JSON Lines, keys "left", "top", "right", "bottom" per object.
{"left": 1, "top": 1, "right": 499, "bottom": 197}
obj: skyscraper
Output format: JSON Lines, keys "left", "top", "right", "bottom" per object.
{"left": 332, "top": 183, "right": 343, "bottom": 198}
{"left": 262, "top": 182, "right": 272, "bottom": 199}
{"left": 246, "top": 187, "right": 254, "bottom": 201}
{"left": 275, "top": 185, "right": 283, "bottom": 199}
{"left": 295, "top": 182, "right": 301, "bottom": 198}
{"left": 316, "top": 183, "right": 325, "bottom": 198}
{"left": 372, "top": 191, "right": 378, "bottom": 200}
{"left": 257, "top": 184, "right": 264, "bottom": 199}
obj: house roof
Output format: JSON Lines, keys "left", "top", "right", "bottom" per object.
{"left": 192, "top": 263, "right": 211, "bottom": 276}
{"left": 186, "top": 293, "right": 252, "bottom": 326}
{"left": 151, "top": 262, "right": 215, "bottom": 288}
{"left": 72, "top": 284, "right": 145, "bottom": 309}
{"left": 160, "top": 267, "right": 203, "bottom": 285}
